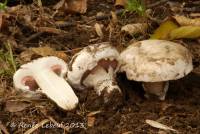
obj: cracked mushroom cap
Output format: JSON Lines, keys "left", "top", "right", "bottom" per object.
{"left": 13, "top": 56, "right": 68, "bottom": 92}
{"left": 120, "top": 40, "right": 193, "bottom": 82}
{"left": 67, "top": 42, "right": 119, "bottom": 89}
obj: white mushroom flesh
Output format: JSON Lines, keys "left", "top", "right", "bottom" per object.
{"left": 67, "top": 42, "right": 121, "bottom": 95}
{"left": 13, "top": 56, "right": 78, "bottom": 110}
{"left": 32, "top": 68, "right": 78, "bottom": 110}
{"left": 83, "top": 66, "right": 121, "bottom": 95}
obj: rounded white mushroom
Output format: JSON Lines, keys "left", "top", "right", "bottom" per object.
{"left": 120, "top": 39, "right": 193, "bottom": 100}
{"left": 13, "top": 56, "right": 79, "bottom": 110}
{"left": 67, "top": 42, "right": 121, "bottom": 101}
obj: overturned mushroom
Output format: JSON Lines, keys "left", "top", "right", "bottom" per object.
{"left": 13, "top": 56, "right": 79, "bottom": 110}
{"left": 120, "top": 40, "right": 193, "bottom": 100}
{"left": 67, "top": 42, "right": 121, "bottom": 101}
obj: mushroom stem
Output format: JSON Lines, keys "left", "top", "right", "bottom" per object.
{"left": 142, "top": 81, "right": 169, "bottom": 100}
{"left": 83, "top": 66, "right": 121, "bottom": 96}
{"left": 32, "top": 69, "right": 78, "bottom": 110}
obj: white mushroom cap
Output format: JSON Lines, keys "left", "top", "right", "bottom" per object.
{"left": 21, "top": 56, "right": 68, "bottom": 77}
{"left": 67, "top": 42, "right": 119, "bottom": 89}
{"left": 120, "top": 40, "right": 193, "bottom": 82}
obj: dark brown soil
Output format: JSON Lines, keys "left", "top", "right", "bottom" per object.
{"left": 0, "top": 0, "right": 200, "bottom": 134}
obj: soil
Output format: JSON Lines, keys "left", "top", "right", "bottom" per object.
{"left": 0, "top": 0, "right": 200, "bottom": 134}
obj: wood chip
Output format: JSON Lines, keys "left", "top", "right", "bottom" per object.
{"left": 94, "top": 23, "right": 104, "bottom": 39}
{"left": 111, "top": 11, "right": 118, "bottom": 24}
{"left": 121, "top": 23, "right": 148, "bottom": 35}
{"left": 87, "top": 116, "right": 95, "bottom": 127}
{"left": 66, "top": 0, "right": 87, "bottom": 14}
{"left": 115, "top": 0, "right": 127, "bottom": 7}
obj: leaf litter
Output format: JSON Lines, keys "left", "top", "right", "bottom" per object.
{"left": 0, "top": 0, "right": 200, "bottom": 134}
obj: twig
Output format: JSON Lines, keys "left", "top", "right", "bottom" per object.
{"left": 39, "top": 109, "right": 69, "bottom": 132}
{"left": 183, "top": 7, "right": 200, "bottom": 12}
{"left": 147, "top": 0, "right": 168, "bottom": 8}
{"left": 47, "top": 116, "right": 70, "bottom": 132}
{"left": 36, "top": 27, "right": 68, "bottom": 34}
{"left": 0, "top": 121, "right": 9, "bottom": 134}
{"left": 95, "top": 9, "right": 124, "bottom": 21}
{"left": 24, "top": 119, "right": 50, "bottom": 134}
{"left": 55, "top": 21, "right": 76, "bottom": 28}
{"left": 25, "top": 32, "right": 43, "bottom": 43}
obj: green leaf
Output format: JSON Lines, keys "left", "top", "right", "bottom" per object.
{"left": 150, "top": 20, "right": 178, "bottom": 40}
{"left": 0, "top": 0, "right": 7, "bottom": 10}
{"left": 125, "top": 0, "right": 146, "bottom": 16}
{"left": 170, "top": 26, "right": 200, "bottom": 39}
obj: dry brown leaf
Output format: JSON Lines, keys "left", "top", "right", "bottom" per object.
{"left": 94, "top": 23, "right": 104, "bottom": 38}
{"left": 66, "top": 0, "right": 87, "bottom": 14}
{"left": 174, "top": 15, "right": 200, "bottom": 26}
{"left": 19, "top": 46, "right": 68, "bottom": 64}
{"left": 121, "top": 23, "right": 148, "bottom": 35}
{"left": 31, "top": 46, "right": 68, "bottom": 61}
{"left": 5, "top": 100, "right": 31, "bottom": 112}
{"left": 31, "top": 47, "right": 56, "bottom": 56}
{"left": 145, "top": 119, "right": 178, "bottom": 132}
{"left": 19, "top": 49, "right": 35, "bottom": 64}
{"left": 115, "top": 0, "right": 127, "bottom": 7}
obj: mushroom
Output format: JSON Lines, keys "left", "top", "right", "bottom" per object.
{"left": 13, "top": 56, "right": 79, "bottom": 110}
{"left": 67, "top": 42, "right": 121, "bottom": 101}
{"left": 119, "top": 40, "right": 193, "bottom": 100}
